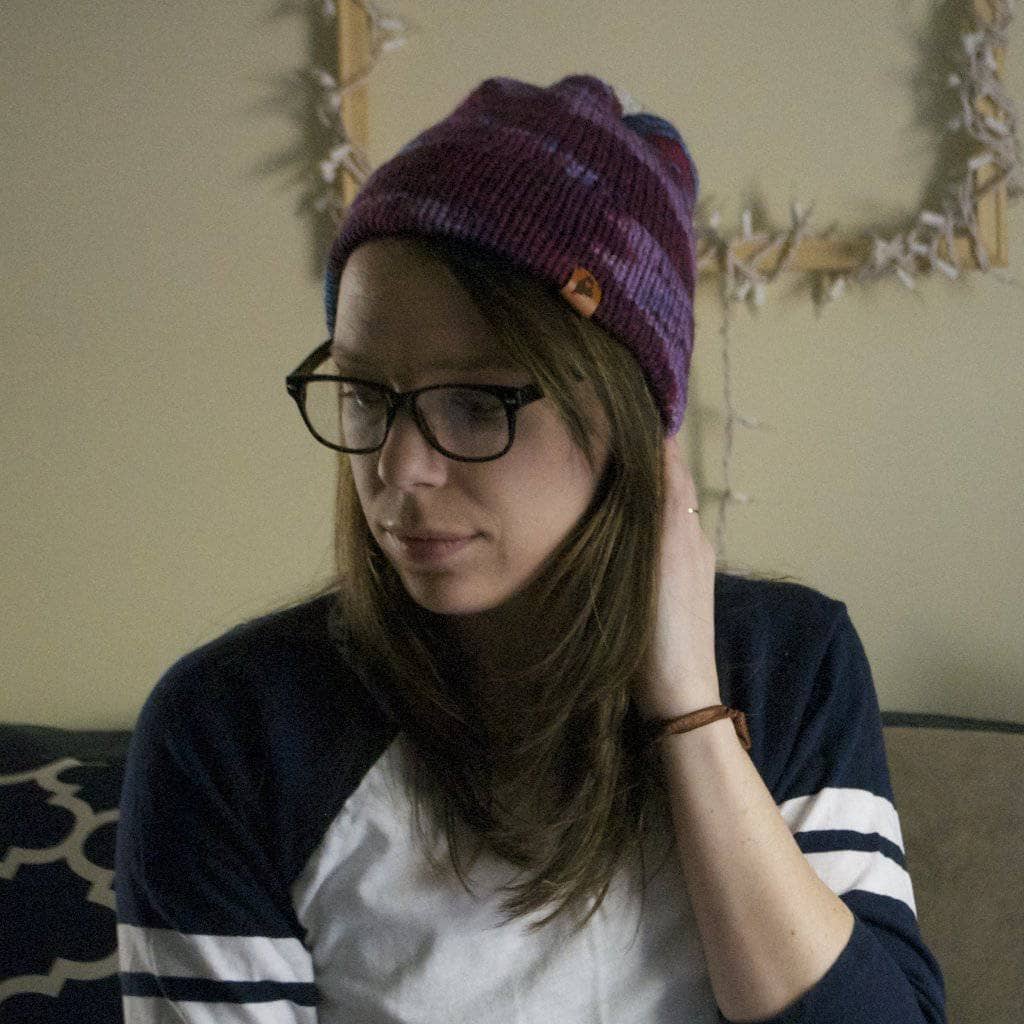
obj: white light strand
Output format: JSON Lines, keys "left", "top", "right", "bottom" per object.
{"left": 850, "top": 2, "right": 1019, "bottom": 287}
{"left": 309, "top": 0, "right": 410, "bottom": 222}
{"left": 692, "top": 0, "right": 1021, "bottom": 558}
{"left": 612, "top": 84, "right": 645, "bottom": 116}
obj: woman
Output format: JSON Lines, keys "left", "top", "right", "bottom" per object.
{"left": 115, "top": 74, "right": 946, "bottom": 1023}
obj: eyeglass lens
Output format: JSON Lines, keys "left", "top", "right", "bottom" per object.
{"left": 302, "top": 380, "right": 511, "bottom": 458}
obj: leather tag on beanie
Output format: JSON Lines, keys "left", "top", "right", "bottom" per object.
{"left": 561, "top": 266, "right": 602, "bottom": 317}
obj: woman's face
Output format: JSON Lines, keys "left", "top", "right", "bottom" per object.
{"left": 333, "top": 237, "right": 610, "bottom": 619}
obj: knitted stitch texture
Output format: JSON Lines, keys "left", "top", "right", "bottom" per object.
{"left": 323, "top": 74, "right": 699, "bottom": 435}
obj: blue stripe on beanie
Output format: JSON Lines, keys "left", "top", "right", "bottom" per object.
{"left": 622, "top": 112, "right": 700, "bottom": 199}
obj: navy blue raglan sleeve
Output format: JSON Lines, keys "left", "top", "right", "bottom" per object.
{"left": 727, "top": 598, "right": 947, "bottom": 1024}
{"left": 114, "top": 652, "right": 319, "bottom": 1022}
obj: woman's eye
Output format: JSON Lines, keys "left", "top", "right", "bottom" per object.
{"left": 341, "top": 383, "right": 386, "bottom": 408}
{"left": 449, "top": 390, "right": 505, "bottom": 421}
{"left": 340, "top": 382, "right": 366, "bottom": 397}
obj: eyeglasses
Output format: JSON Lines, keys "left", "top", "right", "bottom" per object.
{"left": 285, "top": 339, "right": 547, "bottom": 462}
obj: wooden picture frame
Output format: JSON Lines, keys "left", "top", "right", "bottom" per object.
{"left": 337, "top": 0, "right": 370, "bottom": 212}
{"left": 335, "top": 0, "right": 1009, "bottom": 275}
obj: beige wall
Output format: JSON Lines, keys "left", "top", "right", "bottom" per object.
{"left": 4, "top": 1, "right": 1022, "bottom": 728}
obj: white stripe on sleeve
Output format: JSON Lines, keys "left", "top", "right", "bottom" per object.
{"left": 120, "top": 994, "right": 318, "bottom": 1023}
{"left": 117, "top": 924, "right": 314, "bottom": 983}
{"left": 776, "top": 787, "right": 917, "bottom": 917}
{"left": 778, "top": 787, "right": 906, "bottom": 850}
{"left": 803, "top": 848, "right": 918, "bottom": 917}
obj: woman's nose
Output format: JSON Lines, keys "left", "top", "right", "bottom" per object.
{"left": 375, "top": 405, "right": 448, "bottom": 489}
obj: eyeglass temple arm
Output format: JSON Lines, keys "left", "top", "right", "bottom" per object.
{"left": 287, "top": 339, "right": 334, "bottom": 387}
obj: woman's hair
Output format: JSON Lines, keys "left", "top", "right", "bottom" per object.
{"left": 321, "top": 233, "right": 790, "bottom": 936}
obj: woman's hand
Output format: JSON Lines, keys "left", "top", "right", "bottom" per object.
{"left": 635, "top": 439, "right": 722, "bottom": 722}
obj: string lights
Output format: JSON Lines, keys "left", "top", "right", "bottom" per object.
{"left": 303, "top": 0, "right": 1020, "bottom": 561}
{"left": 699, "top": 0, "right": 1020, "bottom": 561}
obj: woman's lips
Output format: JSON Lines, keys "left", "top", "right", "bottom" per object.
{"left": 389, "top": 533, "right": 479, "bottom": 566}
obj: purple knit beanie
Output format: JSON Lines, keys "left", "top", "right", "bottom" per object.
{"left": 323, "top": 74, "right": 700, "bottom": 435}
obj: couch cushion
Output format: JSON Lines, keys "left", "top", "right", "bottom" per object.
{"left": 883, "top": 716, "right": 1024, "bottom": 1024}
{"left": 0, "top": 724, "right": 131, "bottom": 1023}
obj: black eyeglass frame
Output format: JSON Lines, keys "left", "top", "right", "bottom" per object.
{"left": 285, "top": 339, "right": 547, "bottom": 463}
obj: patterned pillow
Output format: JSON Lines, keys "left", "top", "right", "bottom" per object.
{"left": 0, "top": 724, "right": 131, "bottom": 1024}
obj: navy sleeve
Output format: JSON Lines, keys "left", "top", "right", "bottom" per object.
{"left": 730, "top": 601, "right": 947, "bottom": 1024}
{"left": 114, "top": 654, "right": 319, "bottom": 1022}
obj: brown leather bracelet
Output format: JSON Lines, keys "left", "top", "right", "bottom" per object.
{"left": 642, "top": 704, "right": 752, "bottom": 751}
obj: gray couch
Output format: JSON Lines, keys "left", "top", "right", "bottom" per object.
{"left": 0, "top": 715, "right": 1020, "bottom": 1022}
{"left": 881, "top": 714, "right": 1024, "bottom": 1022}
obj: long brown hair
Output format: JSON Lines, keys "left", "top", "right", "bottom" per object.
{"left": 326, "top": 234, "right": 777, "bottom": 935}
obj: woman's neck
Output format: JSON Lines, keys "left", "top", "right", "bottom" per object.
{"left": 437, "top": 596, "right": 539, "bottom": 733}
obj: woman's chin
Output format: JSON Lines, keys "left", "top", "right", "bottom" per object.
{"left": 399, "top": 575, "right": 509, "bottom": 617}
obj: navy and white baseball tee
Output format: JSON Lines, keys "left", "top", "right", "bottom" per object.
{"left": 115, "top": 572, "right": 946, "bottom": 1022}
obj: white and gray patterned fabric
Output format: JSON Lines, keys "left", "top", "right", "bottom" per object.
{"left": 0, "top": 725, "right": 130, "bottom": 1023}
